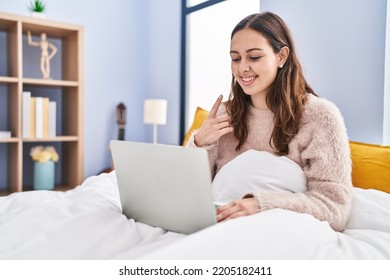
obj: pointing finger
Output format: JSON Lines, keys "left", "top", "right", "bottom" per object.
{"left": 208, "top": 95, "right": 223, "bottom": 118}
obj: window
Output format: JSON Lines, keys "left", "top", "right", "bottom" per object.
{"left": 180, "top": 0, "right": 260, "bottom": 141}
{"left": 384, "top": 0, "right": 390, "bottom": 145}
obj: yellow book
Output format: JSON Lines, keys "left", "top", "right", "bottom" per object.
{"left": 42, "top": 97, "right": 49, "bottom": 138}
{"left": 30, "top": 97, "right": 36, "bottom": 139}
{"left": 22, "top": 91, "right": 31, "bottom": 138}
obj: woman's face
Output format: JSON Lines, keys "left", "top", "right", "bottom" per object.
{"left": 230, "top": 28, "right": 283, "bottom": 102}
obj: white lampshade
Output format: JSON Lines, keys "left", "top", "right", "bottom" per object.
{"left": 143, "top": 99, "right": 168, "bottom": 125}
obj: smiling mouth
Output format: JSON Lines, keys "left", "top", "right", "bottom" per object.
{"left": 241, "top": 76, "right": 257, "bottom": 85}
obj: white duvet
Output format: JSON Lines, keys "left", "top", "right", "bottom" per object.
{"left": 0, "top": 150, "right": 389, "bottom": 259}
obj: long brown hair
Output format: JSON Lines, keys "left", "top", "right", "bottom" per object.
{"left": 226, "top": 12, "right": 316, "bottom": 155}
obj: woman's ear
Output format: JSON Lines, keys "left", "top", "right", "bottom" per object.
{"left": 278, "top": 46, "right": 289, "bottom": 67}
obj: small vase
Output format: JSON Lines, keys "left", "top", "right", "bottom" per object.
{"left": 33, "top": 161, "right": 55, "bottom": 190}
{"left": 31, "top": 12, "right": 45, "bottom": 19}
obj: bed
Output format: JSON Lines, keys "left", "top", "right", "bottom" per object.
{"left": 0, "top": 146, "right": 389, "bottom": 260}
{"left": 1, "top": 106, "right": 390, "bottom": 260}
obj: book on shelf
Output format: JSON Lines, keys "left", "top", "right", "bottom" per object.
{"left": 30, "top": 97, "right": 36, "bottom": 138}
{"left": 22, "top": 91, "right": 31, "bottom": 138}
{"left": 25, "top": 95, "right": 57, "bottom": 139}
{"left": 35, "top": 97, "right": 43, "bottom": 139}
{"left": 48, "top": 101, "right": 56, "bottom": 138}
{"left": 0, "top": 131, "right": 11, "bottom": 138}
{"left": 42, "top": 97, "right": 49, "bottom": 138}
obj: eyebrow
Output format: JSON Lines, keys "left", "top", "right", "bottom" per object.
{"left": 230, "top": 48, "right": 264, "bottom": 54}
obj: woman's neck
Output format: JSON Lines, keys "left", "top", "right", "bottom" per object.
{"left": 250, "top": 94, "right": 269, "bottom": 110}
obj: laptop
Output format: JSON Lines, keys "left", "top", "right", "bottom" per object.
{"left": 110, "top": 140, "right": 217, "bottom": 234}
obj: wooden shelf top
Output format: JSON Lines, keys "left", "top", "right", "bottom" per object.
{"left": 0, "top": 76, "right": 18, "bottom": 84}
{"left": 0, "top": 137, "right": 19, "bottom": 143}
{"left": 0, "top": 76, "right": 79, "bottom": 86}
{"left": 0, "top": 12, "right": 83, "bottom": 32}
{"left": 22, "top": 136, "right": 79, "bottom": 142}
{"left": 23, "top": 78, "right": 79, "bottom": 87}
{"left": 0, "top": 137, "right": 79, "bottom": 143}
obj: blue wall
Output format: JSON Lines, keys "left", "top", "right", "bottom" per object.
{"left": 0, "top": 0, "right": 181, "bottom": 180}
{"left": 0, "top": 0, "right": 387, "bottom": 183}
{"left": 142, "top": 0, "right": 181, "bottom": 146}
{"left": 261, "top": 0, "right": 387, "bottom": 144}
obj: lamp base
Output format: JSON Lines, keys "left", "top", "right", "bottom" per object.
{"left": 153, "top": 124, "right": 158, "bottom": 144}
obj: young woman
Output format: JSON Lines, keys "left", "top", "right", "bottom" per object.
{"left": 187, "top": 12, "right": 352, "bottom": 232}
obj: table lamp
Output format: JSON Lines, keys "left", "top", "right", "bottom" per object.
{"left": 144, "top": 99, "right": 167, "bottom": 144}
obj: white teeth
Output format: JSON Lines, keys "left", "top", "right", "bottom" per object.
{"left": 242, "top": 77, "right": 255, "bottom": 82}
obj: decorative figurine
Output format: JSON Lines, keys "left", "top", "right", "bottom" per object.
{"left": 27, "top": 30, "right": 57, "bottom": 79}
{"left": 116, "top": 103, "right": 127, "bottom": 141}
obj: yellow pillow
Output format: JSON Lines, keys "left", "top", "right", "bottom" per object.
{"left": 350, "top": 141, "right": 390, "bottom": 194}
{"left": 182, "top": 107, "right": 209, "bottom": 146}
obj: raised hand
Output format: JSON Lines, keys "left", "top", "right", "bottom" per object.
{"left": 194, "top": 95, "right": 233, "bottom": 147}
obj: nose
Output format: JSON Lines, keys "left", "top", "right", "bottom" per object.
{"left": 239, "top": 59, "right": 250, "bottom": 73}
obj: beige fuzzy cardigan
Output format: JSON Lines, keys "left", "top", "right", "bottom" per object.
{"left": 187, "top": 94, "right": 353, "bottom": 232}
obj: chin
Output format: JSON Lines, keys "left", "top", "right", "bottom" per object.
{"left": 241, "top": 88, "right": 259, "bottom": 96}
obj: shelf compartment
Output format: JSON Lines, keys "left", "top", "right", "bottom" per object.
{"left": 0, "top": 143, "right": 9, "bottom": 192}
{"left": 22, "top": 85, "right": 81, "bottom": 138}
{"left": 22, "top": 141, "right": 62, "bottom": 191}
{"left": 22, "top": 141, "right": 81, "bottom": 192}
{"left": 22, "top": 22, "right": 81, "bottom": 82}
{"left": 0, "top": 83, "right": 19, "bottom": 139}
{"left": 0, "top": 142, "right": 21, "bottom": 194}
{"left": 0, "top": 16, "right": 19, "bottom": 78}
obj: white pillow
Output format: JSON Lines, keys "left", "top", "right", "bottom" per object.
{"left": 212, "top": 150, "right": 307, "bottom": 203}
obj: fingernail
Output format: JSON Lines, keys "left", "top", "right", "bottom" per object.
{"left": 218, "top": 94, "right": 223, "bottom": 99}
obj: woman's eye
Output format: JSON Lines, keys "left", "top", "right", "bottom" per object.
{"left": 250, "top": 56, "right": 261, "bottom": 60}
{"left": 231, "top": 58, "right": 240, "bottom": 62}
